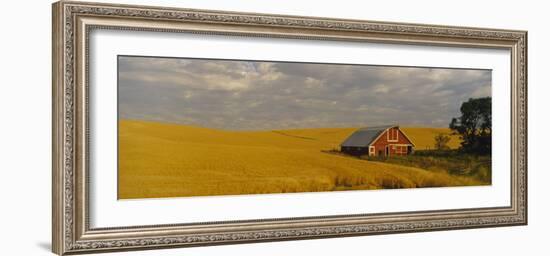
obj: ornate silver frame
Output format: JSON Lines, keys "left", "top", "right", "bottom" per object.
{"left": 52, "top": 1, "right": 527, "bottom": 255}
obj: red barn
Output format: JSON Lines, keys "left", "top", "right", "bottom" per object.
{"left": 340, "top": 125, "right": 415, "bottom": 157}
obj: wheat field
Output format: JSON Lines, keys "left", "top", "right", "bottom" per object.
{"left": 400, "top": 127, "right": 461, "bottom": 150}
{"left": 119, "top": 119, "right": 476, "bottom": 199}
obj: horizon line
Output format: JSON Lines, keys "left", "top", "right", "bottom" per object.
{"left": 118, "top": 118, "right": 452, "bottom": 131}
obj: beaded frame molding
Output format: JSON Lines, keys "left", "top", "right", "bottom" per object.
{"left": 52, "top": 1, "right": 527, "bottom": 255}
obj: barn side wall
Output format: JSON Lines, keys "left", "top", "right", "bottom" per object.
{"left": 341, "top": 146, "right": 369, "bottom": 156}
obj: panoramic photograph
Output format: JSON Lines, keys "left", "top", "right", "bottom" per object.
{"left": 117, "top": 55, "right": 492, "bottom": 199}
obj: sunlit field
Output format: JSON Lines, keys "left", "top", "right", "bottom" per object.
{"left": 400, "top": 127, "right": 461, "bottom": 150}
{"left": 118, "top": 119, "right": 484, "bottom": 199}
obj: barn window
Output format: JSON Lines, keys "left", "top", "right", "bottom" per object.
{"left": 369, "top": 146, "right": 375, "bottom": 155}
{"left": 387, "top": 128, "right": 398, "bottom": 142}
{"left": 395, "top": 145, "right": 407, "bottom": 155}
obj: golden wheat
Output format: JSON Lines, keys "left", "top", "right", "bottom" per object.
{"left": 119, "top": 120, "right": 478, "bottom": 199}
{"left": 401, "top": 127, "right": 461, "bottom": 150}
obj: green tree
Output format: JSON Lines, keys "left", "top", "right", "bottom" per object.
{"left": 449, "top": 97, "right": 491, "bottom": 155}
{"left": 434, "top": 133, "right": 451, "bottom": 150}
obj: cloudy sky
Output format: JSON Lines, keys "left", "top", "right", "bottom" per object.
{"left": 118, "top": 56, "right": 491, "bottom": 130}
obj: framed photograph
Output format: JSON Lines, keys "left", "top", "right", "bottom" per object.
{"left": 52, "top": 1, "right": 527, "bottom": 255}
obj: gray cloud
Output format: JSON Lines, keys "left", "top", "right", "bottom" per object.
{"left": 118, "top": 56, "right": 491, "bottom": 130}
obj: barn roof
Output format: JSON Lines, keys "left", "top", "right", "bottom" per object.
{"left": 340, "top": 125, "right": 397, "bottom": 147}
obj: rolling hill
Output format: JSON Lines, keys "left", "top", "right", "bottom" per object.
{"left": 118, "top": 119, "right": 475, "bottom": 199}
